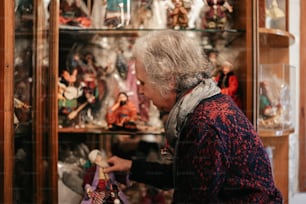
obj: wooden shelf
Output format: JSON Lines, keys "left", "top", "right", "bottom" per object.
{"left": 58, "top": 126, "right": 164, "bottom": 135}
{"left": 259, "top": 27, "right": 295, "bottom": 47}
{"left": 259, "top": 128, "right": 295, "bottom": 137}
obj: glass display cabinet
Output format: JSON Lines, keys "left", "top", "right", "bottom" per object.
{"left": 257, "top": 64, "right": 295, "bottom": 133}
{"left": 257, "top": 1, "right": 294, "bottom": 203}
{"left": 0, "top": 0, "right": 295, "bottom": 204}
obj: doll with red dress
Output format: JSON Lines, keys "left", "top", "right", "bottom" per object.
{"left": 214, "top": 60, "right": 242, "bottom": 109}
{"left": 202, "top": 0, "right": 233, "bottom": 29}
{"left": 106, "top": 92, "right": 138, "bottom": 131}
{"left": 60, "top": 0, "right": 91, "bottom": 27}
{"left": 81, "top": 149, "right": 128, "bottom": 204}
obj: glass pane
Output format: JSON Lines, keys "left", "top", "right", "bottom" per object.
{"left": 257, "top": 64, "right": 295, "bottom": 134}
{"left": 14, "top": 0, "right": 34, "bottom": 202}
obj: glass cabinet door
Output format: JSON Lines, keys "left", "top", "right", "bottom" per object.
{"left": 14, "top": 0, "right": 50, "bottom": 203}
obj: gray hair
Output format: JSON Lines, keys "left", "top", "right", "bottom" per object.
{"left": 132, "top": 30, "right": 214, "bottom": 96}
{"left": 88, "top": 149, "right": 106, "bottom": 163}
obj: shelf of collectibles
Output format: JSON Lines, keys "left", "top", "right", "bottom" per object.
{"left": 57, "top": 0, "right": 244, "bottom": 131}
{"left": 57, "top": 1, "right": 247, "bottom": 203}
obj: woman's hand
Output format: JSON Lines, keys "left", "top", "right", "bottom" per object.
{"left": 103, "top": 156, "right": 132, "bottom": 173}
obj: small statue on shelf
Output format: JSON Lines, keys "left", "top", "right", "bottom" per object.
{"left": 91, "top": 0, "right": 108, "bottom": 28}
{"left": 214, "top": 60, "right": 242, "bottom": 109}
{"left": 59, "top": 0, "right": 91, "bottom": 28}
{"left": 187, "top": 0, "right": 205, "bottom": 29}
{"left": 14, "top": 98, "right": 31, "bottom": 129}
{"left": 81, "top": 149, "right": 128, "bottom": 204}
{"left": 168, "top": 0, "right": 189, "bottom": 29}
{"left": 106, "top": 92, "right": 138, "bottom": 131}
{"left": 131, "top": 0, "right": 153, "bottom": 29}
{"left": 205, "top": 49, "right": 220, "bottom": 76}
{"left": 58, "top": 51, "right": 108, "bottom": 127}
{"left": 259, "top": 81, "right": 278, "bottom": 119}
{"left": 265, "top": 0, "right": 285, "bottom": 29}
{"left": 258, "top": 80, "right": 290, "bottom": 129}
{"left": 202, "top": 0, "right": 233, "bottom": 29}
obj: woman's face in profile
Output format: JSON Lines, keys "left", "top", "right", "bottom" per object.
{"left": 135, "top": 59, "right": 176, "bottom": 112}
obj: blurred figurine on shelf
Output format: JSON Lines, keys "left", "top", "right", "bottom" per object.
{"left": 106, "top": 92, "right": 138, "bottom": 131}
{"left": 81, "top": 149, "right": 128, "bottom": 204}
{"left": 58, "top": 63, "right": 80, "bottom": 127}
{"left": 168, "top": 0, "right": 189, "bottom": 29}
{"left": 14, "top": 98, "right": 31, "bottom": 127}
{"left": 259, "top": 81, "right": 278, "bottom": 119}
{"left": 91, "top": 0, "right": 108, "bottom": 28}
{"left": 59, "top": 0, "right": 91, "bottom": 28}
{"left": 115, "top": 49, "right": 129, "bottom": 80}
{"left": 258, "top": 81, "right": 286, "bottom": 129}
{"left": 104, "top": 0, "right": 130, "bottom": 28}
{"left": 206, "top": 49, "right": 220, "bottom": 76}
{"left": 202, "top": 0, "right": 233, "bottom": 29}
{"left": 187, "top": 0, "right": 205, "bottom": 29}
{"left": 265, "top": 0, "right": 285, "bottom": 29}
{"left": 131, "top": 0, "right": 153, "bottom": 29}
{"left": 58, "top": 51, "right": 107, "bottom": 127}
{"left": 215, "top": 60, "right": 242, "bottom": 109}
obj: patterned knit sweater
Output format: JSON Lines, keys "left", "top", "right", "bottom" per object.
{"left": 130, "top": 93, "right": 283, "bottom": 203}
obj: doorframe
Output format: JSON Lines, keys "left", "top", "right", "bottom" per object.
{"left": 299, "top": 0, "right": 306, "bottom": 192}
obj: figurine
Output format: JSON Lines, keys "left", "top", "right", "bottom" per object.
{"left": 168, "top": 0, "right": 189, "bottom": 29}
{"left": 202, "top": 0, "right": 233, "bottom": 29}
{"left": 91, "top": 0, "right": 108, "bottom": 28}
{"left": 187, "top": 0, "right": 204, "bottom": 29}
{"left": 81, "top": 149, "right": 128, "bottom": 204}
{"left": 131, "top": 0, "right": 153, "bottom": 29}
{"left": 265, "top": 0, "right": 285, "bottom": 29}
{"left": 115, "top": 49, "right": 129, "bottom": 80}
{"left": 14, "top": 98, "right": 31, "bottom": 127}
{"left": 259, "top": 81, "right": 278, "bottom": 119}
{"left": 106, "top": 92, "right": 138, "bottom": 131}
{"left": 105, "top": 0, "right": 129, "bottom": 28}
{"left": 206, "top": 49, "right": 220, "bottom": 76}
{"left": 258, "top": 80, "right": 287, "bottom": 129}
{"left": 59, "top": 0, "right": 91, "bottom": 28}
{"left": 214, "top": 60, "right": 242, "bottom": 108}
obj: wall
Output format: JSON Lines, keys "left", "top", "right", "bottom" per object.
{"left": 288, "top": 0, "right": 300, "bottom": 200}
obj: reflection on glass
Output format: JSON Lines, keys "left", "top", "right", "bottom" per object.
{"left": 14, "top": 0, "right": 34, "bottom": 203}
{"left": 265, "top": 0, "right": 286, "bottom": 30}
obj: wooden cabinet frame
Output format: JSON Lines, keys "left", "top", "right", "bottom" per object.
{"left": 299, "top": 0, "right": 306, "bottom": 192}
{"left": 0, "top": 1, "right": 14, "bottom": 203}
{"left": 0, "top": 0, "right": 279, "bottom": 203}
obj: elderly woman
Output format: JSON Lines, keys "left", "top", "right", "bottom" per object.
{"left": 104, "top": 30, "right": 283, "bottom": 203}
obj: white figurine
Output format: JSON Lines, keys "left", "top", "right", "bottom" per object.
{"left": 91, "top": 0, "right": 108, "bottom": 28}
{"left": 187, "top": 0, "right": 205, "bottom": 29}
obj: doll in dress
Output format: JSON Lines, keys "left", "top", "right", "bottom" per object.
{"left": 106, "top": 92, "right": 138, "bottom": 131}
{"left": 203, "top": 0, "right": 233, "bottom": 29}
{"left": 59, "top": 0, "right": 91, "bottom": 27}
{"left": 81, "top": 149, "right": 128, "bottom": 204}
{"left": 214, "top": 60, "right": 242, "bottom": 109}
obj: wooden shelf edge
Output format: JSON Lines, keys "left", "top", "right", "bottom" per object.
{"left": 259, "top": 128, "right": 294, "bottom": 137}
{"left": 259, "top": 27, "right": 295, "bottom": 47}
{"left": 58, "top": 126, "right": 164, "bottom": 135}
